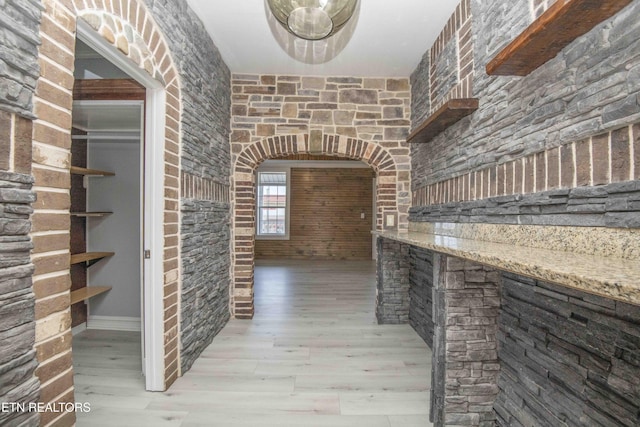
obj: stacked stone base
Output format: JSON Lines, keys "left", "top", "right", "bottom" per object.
{"left": 376, "top": 236, "right": 640, "bottom": 426}
{"left": 376, "top": 238, "right": 410, "bottom": 324}
{"left": 0, "top": 171, "right": 39, "bottom": 427}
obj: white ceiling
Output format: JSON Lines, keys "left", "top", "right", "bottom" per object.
{"left": 186, "top": 0, "right": 461, "bottom": 77}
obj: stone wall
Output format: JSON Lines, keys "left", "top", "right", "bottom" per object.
{"left": 375, "top": 237, "right": 410, "bottom": 324}
{"left": 145, "top": 0, "right": 231, "bottom": 180}
{"left": 496, "top": 273, "right": 640, "bottom": 426}
{"left": 400, "top": 1, "right": 640, "bottom": 425}
{"left": 230, "top": 75, "right": 412, "bottom": 318}
{"left": 431, "top": 255, "right": 501, "bottom": 426}
{"left": 410, "top": 51, "right": 430, "bottom": 130}
{"left": 532, "top": 0, "right": 559, "bottom": 18}
{"left": 0, "top": 0, "right": 42, "bottom": 118}
{"left": 144, "top": 0, "right": 232, "bottom": 374}
{"left": 411, "top": 123, "right": 640, "bottom": 227}
{"left": 229, "top": 74, "right": 411, "bottom": 230}
{"left": 0, "top": 3, "right": 41, "bottom": 425}
{"left": 408, "top": 246, "right": 434, "bottom": 347}
{"left": 180, "top": 199, "right": 230, "bottom": 372}
{"left": 0, "top": 170, "right": 39, "bottom": 427}
{"left": 410, "top": 0, "right": 640, "bottom": 227}
{"left": 411, "top": 180, "right": 640, "bottom": 228}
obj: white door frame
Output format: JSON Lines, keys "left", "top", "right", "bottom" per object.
{"left": 77, "top": 20, "right": 166, "bottom": 391}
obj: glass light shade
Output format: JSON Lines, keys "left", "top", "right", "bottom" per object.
{"left": 267, "top": 0, "right": 358, "bottom": 40}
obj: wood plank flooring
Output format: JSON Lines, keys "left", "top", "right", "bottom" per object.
{"left": 73, "top": 259, "right": 433, "bottom": 426}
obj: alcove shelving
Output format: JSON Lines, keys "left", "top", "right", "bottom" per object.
{"left": 70, "top": 166, "right": 115, "bottom": 176}
{"left": 70, "top": 251, "right": 115, "bottom": 266}
{"left": 70, "top": 286, "right": 112, "bottom": 305}
{"left": 486, "top": 0, "right": 632, "bottom": 76}
{"left": 69, "top": 134, "right": 114, "bottom": 324}
{"left": 70, "top": 211, "right": 112, "bottom": 217}
{"left": 407, "top": 98, "right": 479, "bottom": 144}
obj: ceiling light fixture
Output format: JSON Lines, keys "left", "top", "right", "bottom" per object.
{"left": 266, "top": 0, "right": 359, "bottom": 40}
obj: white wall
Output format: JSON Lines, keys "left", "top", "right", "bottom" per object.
{"left": 87, "top": 140, "right": 141, "bottom": 319}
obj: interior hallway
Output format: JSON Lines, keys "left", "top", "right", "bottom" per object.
{"left": 73, "top": 260, "right": 433, "bottom": 426}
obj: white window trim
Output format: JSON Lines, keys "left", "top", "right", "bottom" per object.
{"left": 256, "top": 166, "right": 291, "bottom": 240}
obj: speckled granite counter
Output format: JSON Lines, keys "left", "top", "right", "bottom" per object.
{"left": 375, "top": 224, "right": 640, "bottom": 306}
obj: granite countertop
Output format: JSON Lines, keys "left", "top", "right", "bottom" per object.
{"left": 374, "top": 228, "right": 640, "bottom": 307}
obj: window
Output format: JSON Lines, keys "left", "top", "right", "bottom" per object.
{"left": 256, "top": 169, "right": 289, "bottom": 239}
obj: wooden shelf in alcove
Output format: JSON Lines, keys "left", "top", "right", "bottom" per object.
{"left": 486, "top": 0, "right": 633, "bottom": 76}
{"left": 70, "top": 252, "right": 114, "bottom": 266}
{"left": 407, "top": 98, "right": 479, "bottom": 144}
{"left": 70, "top": 286, "right": 112, "bottom": 305}
{"left": 70, "top": 211, "right": 112, "bottom": 217}
{"left": 70, "top": 166, "right": 115, "bottom": 176}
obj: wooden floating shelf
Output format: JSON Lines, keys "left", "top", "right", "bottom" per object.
{"left": 70, "top": 166, "right": 115, "bottom": 176}
{"left": 70, "top": 252, "right": 114, "bottom": 266}
{"left": 486, "top": 0, "right": 633, "bottom": 76}
{"left": 70, "top": 286, "right": 112, "bottom": 305}
{"left": 70, "top": 211, "right": 112, "bottom": 217}
{"left": 407, "top": 98, "right": 479, "bottom": 144}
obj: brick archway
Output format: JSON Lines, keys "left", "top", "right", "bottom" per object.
{"left": 32, "top": 0, "right": 181, "bottom": 423}
{"left": 231, "top": 133, "right": 400, "bottom": 319}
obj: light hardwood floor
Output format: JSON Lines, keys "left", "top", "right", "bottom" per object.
{"left": 73, "top": 259, "right": 433, "bottom": 426}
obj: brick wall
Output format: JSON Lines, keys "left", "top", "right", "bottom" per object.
{"left": 230, "top": 75, "right": 412, "bottom": 318}
{"left": 410, "top": 0, "right": 473, "bottom": 131}
{"left": 29, "top": 0, "right": 185, "bottom": 423}
{"left": 255, "top": 167, "right": 374, "bottom": 260}
{"left": 144, "top": 0, "right": 232, "bottom": 375}
{"left": 497, "top": 273, "right": 640, "bottom": 426}
{"left": 411, "top": 124, "right": 640, "bottom": 227}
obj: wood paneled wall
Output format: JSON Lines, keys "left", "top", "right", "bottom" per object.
{"left": 255, "top": 168, "right": 375, "bottom": 260}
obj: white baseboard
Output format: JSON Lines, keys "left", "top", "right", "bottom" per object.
{"left": 71, "top": 323, "right": 87, "bottom": 336}
{"left": 87, "top": 315, "right": 141, "bottom": 332}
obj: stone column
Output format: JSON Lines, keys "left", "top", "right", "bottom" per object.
{"left": 431, "top": 253, "right": 447, "bottom": 425}
{"left": 431, "top": 254, "right": 501, "bottom": 426}
{"left": 375, "top": 237, "right": 410, "bottom": 324}
{"left": 0, "top": 0, "right": 42, "bottom": 423}
{"left": 0, "top": 114, "right": 39, "bottom": 426}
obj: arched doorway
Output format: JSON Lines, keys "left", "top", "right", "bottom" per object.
{"left": 230, "top": 133, "right": 403, "bottom": 318}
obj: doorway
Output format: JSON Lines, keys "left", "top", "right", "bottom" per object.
{"left": 254, "top": 157, "right": 376, "bottom": 261}
{"left": 70, "top": 100, "right": 144, "bottom": 328}
{"left": 69, "top": 22, "right": 166, "bottom": 391}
